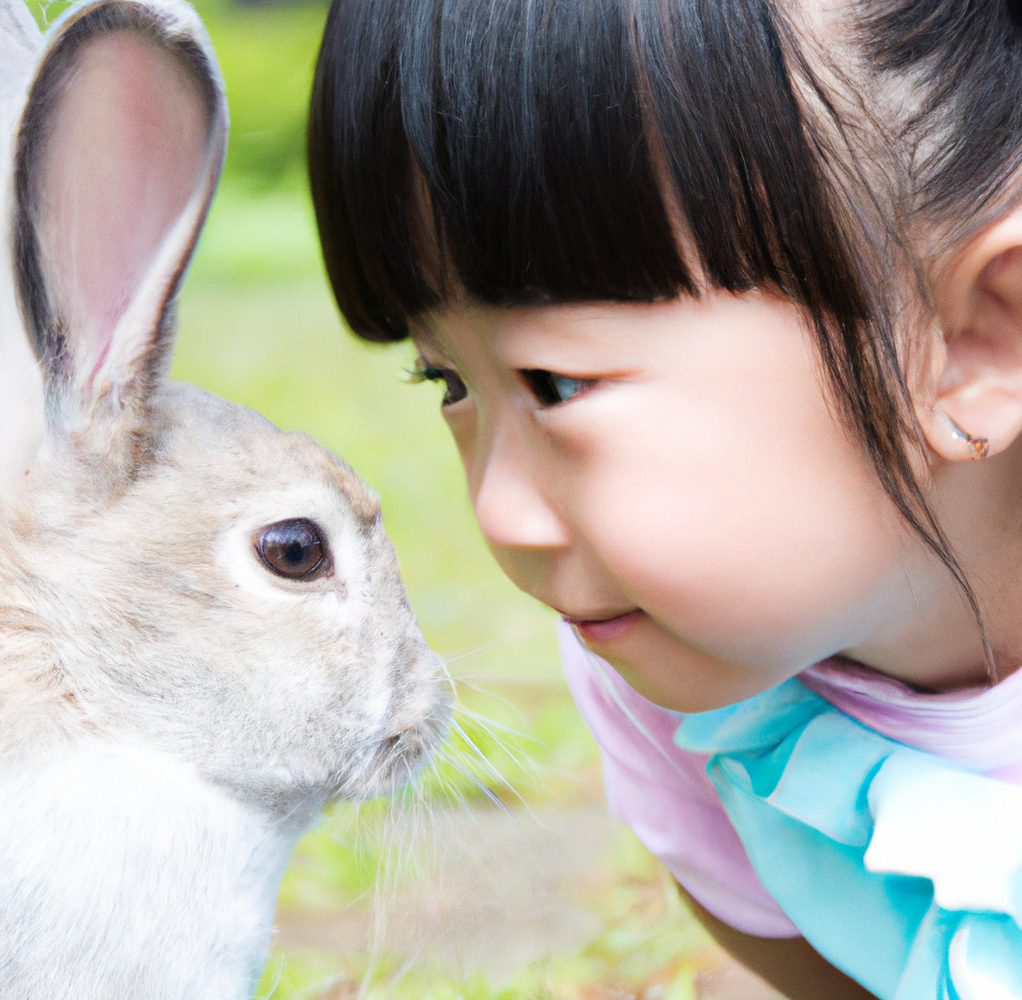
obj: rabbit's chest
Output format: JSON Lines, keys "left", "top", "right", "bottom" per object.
{"left": 0, "top": 739, "right": 301, "bottom": 999}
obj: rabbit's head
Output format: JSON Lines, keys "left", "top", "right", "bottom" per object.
{"left": 0, "top": 0, "right": 449, "bottom": 816}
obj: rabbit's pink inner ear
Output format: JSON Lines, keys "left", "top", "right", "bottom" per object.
{"left": 37, "top": 30, "right": 209, "bottom": 394}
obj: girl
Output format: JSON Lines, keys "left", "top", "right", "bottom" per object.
{"left": 307, "top": 0, "right": 1022, "bottom": 996}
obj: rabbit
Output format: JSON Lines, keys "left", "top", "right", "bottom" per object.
{"left": 0, "top": 1, "right": 451, "bottom": 997}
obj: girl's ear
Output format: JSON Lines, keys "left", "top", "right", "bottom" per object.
{"left": 13, "top": 0, "right": 226, "bottom": 440}
{"left": 921, "top": 209, "right": 1022, "bottom": 461}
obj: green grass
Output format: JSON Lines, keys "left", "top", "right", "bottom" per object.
{"left": 259, "top": 830, "right": 715, "bottom": 1000}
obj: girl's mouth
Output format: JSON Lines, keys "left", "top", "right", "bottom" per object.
{"left": 566, "top": 609, "right": 643, "bottom": 643}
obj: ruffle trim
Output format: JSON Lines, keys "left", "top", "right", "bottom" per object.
{"left": 676, "top": 680, "right": 1022, "bottom": 1000}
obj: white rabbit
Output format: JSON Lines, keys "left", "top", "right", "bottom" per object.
{"left": 0, "top": 2, "right": 451, "bottom": 997}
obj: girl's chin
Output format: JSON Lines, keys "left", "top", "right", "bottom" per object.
{"left": 569, "top": 609, "right": 644, "bottom": 644}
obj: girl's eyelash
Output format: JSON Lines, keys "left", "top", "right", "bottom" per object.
{"left": 407, "top": 360, "right": 594, "bottom": 408}
{"left": 406, "top": 358, "right": 468, "bottom": 406}
{"left": 406, "top": 361, "right": 443, "bottom": 384}
{"left": 519, "top": 369, "right": 597, "bottom": 407}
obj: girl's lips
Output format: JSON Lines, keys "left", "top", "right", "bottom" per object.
{"left": 567, "top": 609, "right": 643, "bottom": 644}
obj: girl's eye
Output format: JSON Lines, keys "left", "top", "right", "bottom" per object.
{"left": 519, "top": 369, "right": 596, "bottom": 407}
{"left": 409, "top": 359, "right": 469, "bottom": 406}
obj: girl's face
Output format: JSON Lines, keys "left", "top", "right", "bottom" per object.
{"left": 413, "top": 291, "right": 936, "bottom": 711}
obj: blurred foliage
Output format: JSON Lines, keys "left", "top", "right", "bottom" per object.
{"left": 190, "top": 0, "right": 328, "bottom": 189}
{"left": 33, "top": 0, "right": 325, "bottom": 190}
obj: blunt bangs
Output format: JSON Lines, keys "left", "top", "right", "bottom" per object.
{"left": 308, "top": 0, "right": 868, "bottom": 343}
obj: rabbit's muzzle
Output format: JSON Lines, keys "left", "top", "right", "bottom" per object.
{"left": 353, "top": 647, "right": 453, "bottom": 801}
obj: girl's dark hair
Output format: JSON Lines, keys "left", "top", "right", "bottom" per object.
{"left": 309, "top": 0, "right": 1022, "bottom": 672}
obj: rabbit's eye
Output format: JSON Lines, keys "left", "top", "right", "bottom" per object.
{"left": 256, "top": 519, "right": 329, "bottom": 580}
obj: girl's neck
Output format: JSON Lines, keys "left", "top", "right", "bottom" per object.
{"left": 844, "top": 438, "right": 1022, "bottom": 692}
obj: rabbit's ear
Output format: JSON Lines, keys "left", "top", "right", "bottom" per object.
{"left": 0, "top": 3, "right": 43, "bottom": 499}
{"left": 13, "top": 0, "right": 226, "bottom": 440}
{"left": 0, "top": 0, "right": 40, "bottom": 116}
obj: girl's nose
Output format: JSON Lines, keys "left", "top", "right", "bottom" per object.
{"left": 471, "top": 431, "right": 571, "bottom": 551}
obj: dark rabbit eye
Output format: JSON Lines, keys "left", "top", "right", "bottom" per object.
{"left": 256, "top": 519, "right": 329, "bottom": 580}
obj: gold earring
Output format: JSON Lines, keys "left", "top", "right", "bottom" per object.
{"left": 939, "top": 408, "right": 989, "bottom": 459}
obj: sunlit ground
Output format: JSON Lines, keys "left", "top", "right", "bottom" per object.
{"left": 21, "top": 0, "right": 782, "bottom": 994}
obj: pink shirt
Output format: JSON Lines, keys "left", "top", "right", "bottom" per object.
{"left": 557, "top": 619, "right": 1022, "bottom": 938}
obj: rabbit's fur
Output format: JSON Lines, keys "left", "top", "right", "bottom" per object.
{"left": 0, "top": 0, "right": 41, "bottom": 495}
{"left": 0, "top": 1, "right": 450, "bottom": 997}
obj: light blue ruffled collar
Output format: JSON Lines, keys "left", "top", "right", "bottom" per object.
{"left": 675, "top": 678, "right": 1022, "bottom": 1000}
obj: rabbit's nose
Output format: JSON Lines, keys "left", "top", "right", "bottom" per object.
{"left": 388, "top": 648, "right": 451, "bottom": 721}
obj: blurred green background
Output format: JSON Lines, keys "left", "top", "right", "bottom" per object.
{"left": 26, "top": 0, "right": 774, "bottom": 996}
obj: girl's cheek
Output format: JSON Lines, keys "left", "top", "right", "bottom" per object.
{"left": 556, "top": 369, "right": 908, "bottom": 670}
